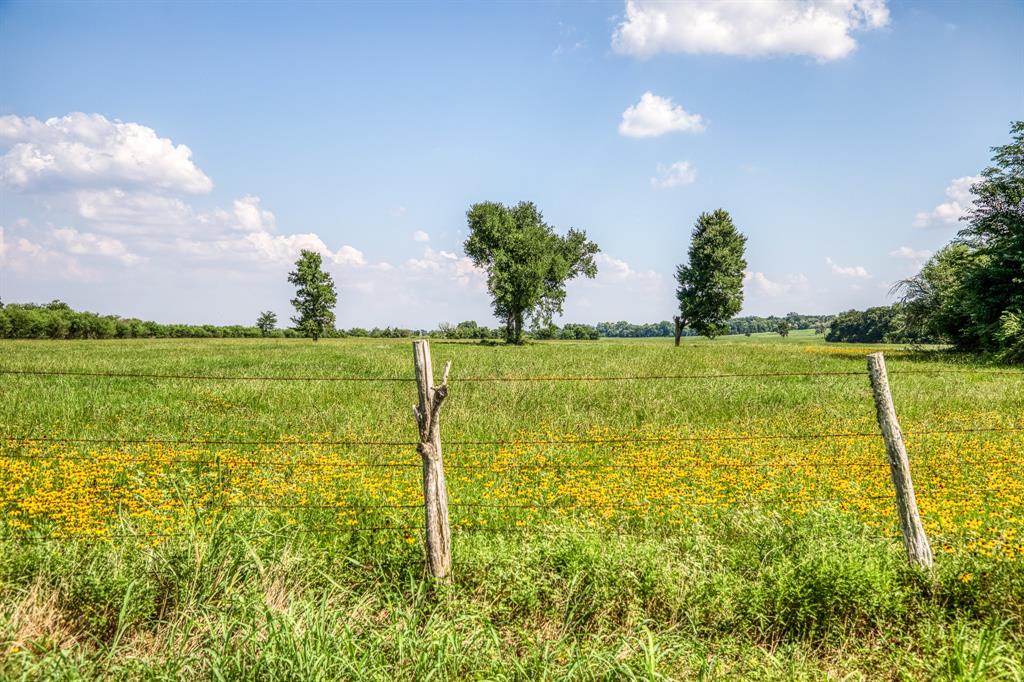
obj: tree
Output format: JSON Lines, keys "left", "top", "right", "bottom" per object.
{"left": 463, "top": 201, "right": 599, "bottom": 344}
{"left": 893, "top": 121, "right": 1024, "bottom": 360}
{"left": 776, "top": 320, "right": 791, "bottom": 337}
{"left": 288, "top": 249, "right": 337, "bottom": 340}
{"left": 675, "top": 209, "right": 748, "bottom": 340}
{"left": 956, "top": 120, "right": 1024, "bottom": 352}
{"left": 256, "top": 310, "right": 277, "bottom": 337}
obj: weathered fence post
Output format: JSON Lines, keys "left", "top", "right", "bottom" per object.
{"left": 867, "top": 352, "right": 933, "bottom": 569}
{"left": 673, "top": 316, "right": 683, "bottom": 347}
{"left": 412, "top": 340, "right": 453, "bottom": 580}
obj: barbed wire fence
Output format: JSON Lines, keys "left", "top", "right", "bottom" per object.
{"left": 2, "top": 341, "right": 1023, "bottom": 578}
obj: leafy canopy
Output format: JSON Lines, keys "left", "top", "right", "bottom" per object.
{"left": 463, "top": 201, "right": 599, "bottom": 344}
{"left": 676, "top": 209, "right": 748, "bottom": 339}
{"left": 288, "top": 250, "right": 338, "bottom": 341}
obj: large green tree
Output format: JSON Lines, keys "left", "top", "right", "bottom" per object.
{"left": 958, "top": 121, "right": 1024, "bottom": 351}
{"left": 464, "top": 201, "right": 599, "bottom": 344}
{"left": 896, "top": 121, "right": 1024, "bottom": 361}
{"left": 288, "top": 250, "right": 337, "bottom": 341}
{"left": 675, "top": 209, "right": 748, "bottom": 340}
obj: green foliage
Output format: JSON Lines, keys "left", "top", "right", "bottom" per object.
{"left": 676, "top": 210, "right": 748, "bottom": 339}
{"left": 288, "top": 250, "right": 338, "bottom": 341}
{"left": 256, "top": 310, "right": 277, "bottom": 337}
{"left": 994, "top": 310, "right": 1024, "bottom": 364}
{"left": 776, "top": 320, "right": 791, "bottom": 337}
{"left": 896, "top": 244, "right": 982, "bottom": 347}
{"left": 0, "top": 301, "right": 287, "bottom": 340}
{"left": 558, "top": 323, "right": 600, "bottom": 340}
{"left": 436, "top": 320, "right": 502, "bottom": 340}
{"left": 464, "top": 201, "right": 599, "bottom": 344}
{"left": 825, "top": 305, "right": 916, "bottom": 344}
{"left": 596, "top": 315, "right": 833, "bottom": 338}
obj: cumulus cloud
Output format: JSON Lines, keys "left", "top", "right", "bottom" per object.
{"left": 619, "top": 92, "right": 705, "bottom": 138}
{"left": 826, "top": 257, "right": 871, "bottom": 278}
{"left": 0, "top": 113, "right": 212, "bottom": 194}
{"left": 413, "top": 230, "right": 430, "bottom": 242}
{"left": 239, "top": 232, "right": 366, "bottom": 267}
{"left": 612, "top": 0, "right": 890, "bottom": 62}
{"left": 650, "top": 161, "right": 697, "bottom": 189}
{"left": 230, "top": 196, "right": 276, "bottom": 233}
{"left": 913, "top": 176, "right": 980, "bottom": 227}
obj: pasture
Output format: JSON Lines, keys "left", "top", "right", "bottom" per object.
{"left": 1, "top": 333, "right": 1023, "bottom": 679}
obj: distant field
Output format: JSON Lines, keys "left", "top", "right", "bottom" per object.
{"left": 1, "top": 335, "right": 1023, "bottom": 679}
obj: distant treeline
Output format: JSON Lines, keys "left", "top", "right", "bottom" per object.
{"left": 0, "top": 301, "right": 421, "bottom": 340}
{"left": 1, "top": 301, "right": 835, "bottom": 342}
{"left": 824, "top": 304, "right": 941, "bottom": 345}
{"left": 596, "top": 314, "right": 834, "bottom": 338}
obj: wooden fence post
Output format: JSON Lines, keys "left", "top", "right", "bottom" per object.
{"left": 867, "top": 352, "right": 933, "bottom": 569}
{"left": 673, "top": 316, "right": 683, "bottom": 347}
{"left": 412, "top": 340, "right": 453, "bottom": 580}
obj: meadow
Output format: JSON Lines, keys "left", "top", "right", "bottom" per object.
{"left": 1, "top": 331, "right": 1023, "bottom": 680}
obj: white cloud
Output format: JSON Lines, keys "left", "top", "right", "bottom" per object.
{"left": 619, "top": 92, "right": 705, "bottom": 138}
{"left": 553, "top": 40, "right": 586, "bottom": 57}
{"left": 0, "top": 113, "right": 213, "bottom": 194}
{"left": 0, "top": 223, "right": 141, "bottom": 279}
{"left": 913, "top": 175, "right": 980, "bottom": 227}
{"left": 413, "top": 230, "right": 430, "bottom": 242}
{"left": 612, "top": 0, "right": 890, "bottom": 62}
{"left": 230, "top": 196, "right": 276, "bottom": 233}
{"left": 650, "top": 161, "right": 697, "bottom": 189}
{"left": 592, "top": 253, "right": 662, "bottom": 284}
{"left": 744, "top": 270, "right": 809, "bottom": 297}
{"left": 826, "top": 257, "right": 871, "bottom": 278}
{"left": 889, "top": 246, "right": 932, "bottom": 260}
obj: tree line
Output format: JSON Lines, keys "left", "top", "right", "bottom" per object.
{"left": 0, "top": 300, "right": 826, "bottom": 342}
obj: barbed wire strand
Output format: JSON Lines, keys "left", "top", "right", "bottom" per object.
{"left": 3, "top": 367, "right": 1021, "bottom": 383}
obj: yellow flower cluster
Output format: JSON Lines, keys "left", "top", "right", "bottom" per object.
{"left": 2, "top": 427, "right": 1021, "bottom": 558}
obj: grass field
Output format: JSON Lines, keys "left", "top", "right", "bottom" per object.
{"left": 1, "top": 332, "right": 1023, "bottom": 679}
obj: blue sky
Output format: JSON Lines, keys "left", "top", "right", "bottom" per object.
{"left": 1, "top": 0, "right": 1021, "bottom": 327}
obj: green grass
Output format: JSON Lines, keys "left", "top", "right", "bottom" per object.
{"left": 0, "top": 334, "right": 1022, "bottom": 679}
